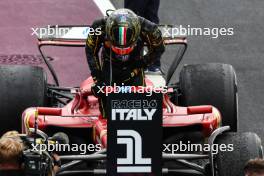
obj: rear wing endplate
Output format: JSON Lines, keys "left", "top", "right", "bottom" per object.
{"left": 36, "top": 25, "right": 187, "bottom": 86}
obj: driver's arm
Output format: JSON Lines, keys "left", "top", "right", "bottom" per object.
{"left": 140, "top": 17, "right": 165, "bottom": 66}
{"left": 85, "top": 18, "right": 105, "bottom": 82}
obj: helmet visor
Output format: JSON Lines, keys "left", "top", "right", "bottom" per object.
{"left": 111, "top": 26, "right": 134, "bottom": 48}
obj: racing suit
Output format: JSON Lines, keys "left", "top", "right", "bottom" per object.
{"left": 85, "top": 17, "right": 165, "bottom": 117}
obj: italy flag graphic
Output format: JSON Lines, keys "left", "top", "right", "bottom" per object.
{"left": 119, "top": 27, "right": 127, "bottom": 46}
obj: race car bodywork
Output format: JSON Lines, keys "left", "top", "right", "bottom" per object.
{"left": 22, "top": 76, "right": 221, "bottom": 148}
{"left": 0, "top": 24, "right": 260, "bottom": 176}
{"left": 22, "top": 25, "right": 220, "bottom": 148}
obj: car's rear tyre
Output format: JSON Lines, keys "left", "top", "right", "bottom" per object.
{"left": 179, "top": 63, "right": 238, "bottom": 131}
{"left": 215, "top": 132, "right": 263, "bottom": 176}
{"left": 0, "top": 65, "right": 47, "bottom": 135}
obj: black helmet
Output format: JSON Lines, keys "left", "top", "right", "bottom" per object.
{"left": 106, "top": 8, "right": 141, "bottom": 55}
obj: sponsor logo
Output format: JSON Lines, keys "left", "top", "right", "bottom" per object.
{"left": 111, "top": 100, "right": 157, "bottom": 121}
{"left": 116, "top": 130, "right": 151, "bottom": 173}
{"left": 107, "top": 93, "right": 162, "bottom": 175}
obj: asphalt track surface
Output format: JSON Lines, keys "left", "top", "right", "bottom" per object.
{"left": 1, "top": 1, "right": 264, "bottom": 143}
{"left": 112, "top": 0, "right": 264, "bottom": 140}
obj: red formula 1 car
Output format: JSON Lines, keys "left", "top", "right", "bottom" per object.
{"left": 0, "top": 25, "right": 262, "bottom": 176}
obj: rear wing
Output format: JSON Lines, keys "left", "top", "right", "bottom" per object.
{"left": 37, "top": 25, "right": 187, "bottom": 46}
{"left": 36, "top": 25, "right": 187, "bottom": 86}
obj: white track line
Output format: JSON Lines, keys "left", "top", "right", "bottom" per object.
{"left": 93, "top": 0, "right": 116, "bottom": 16}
